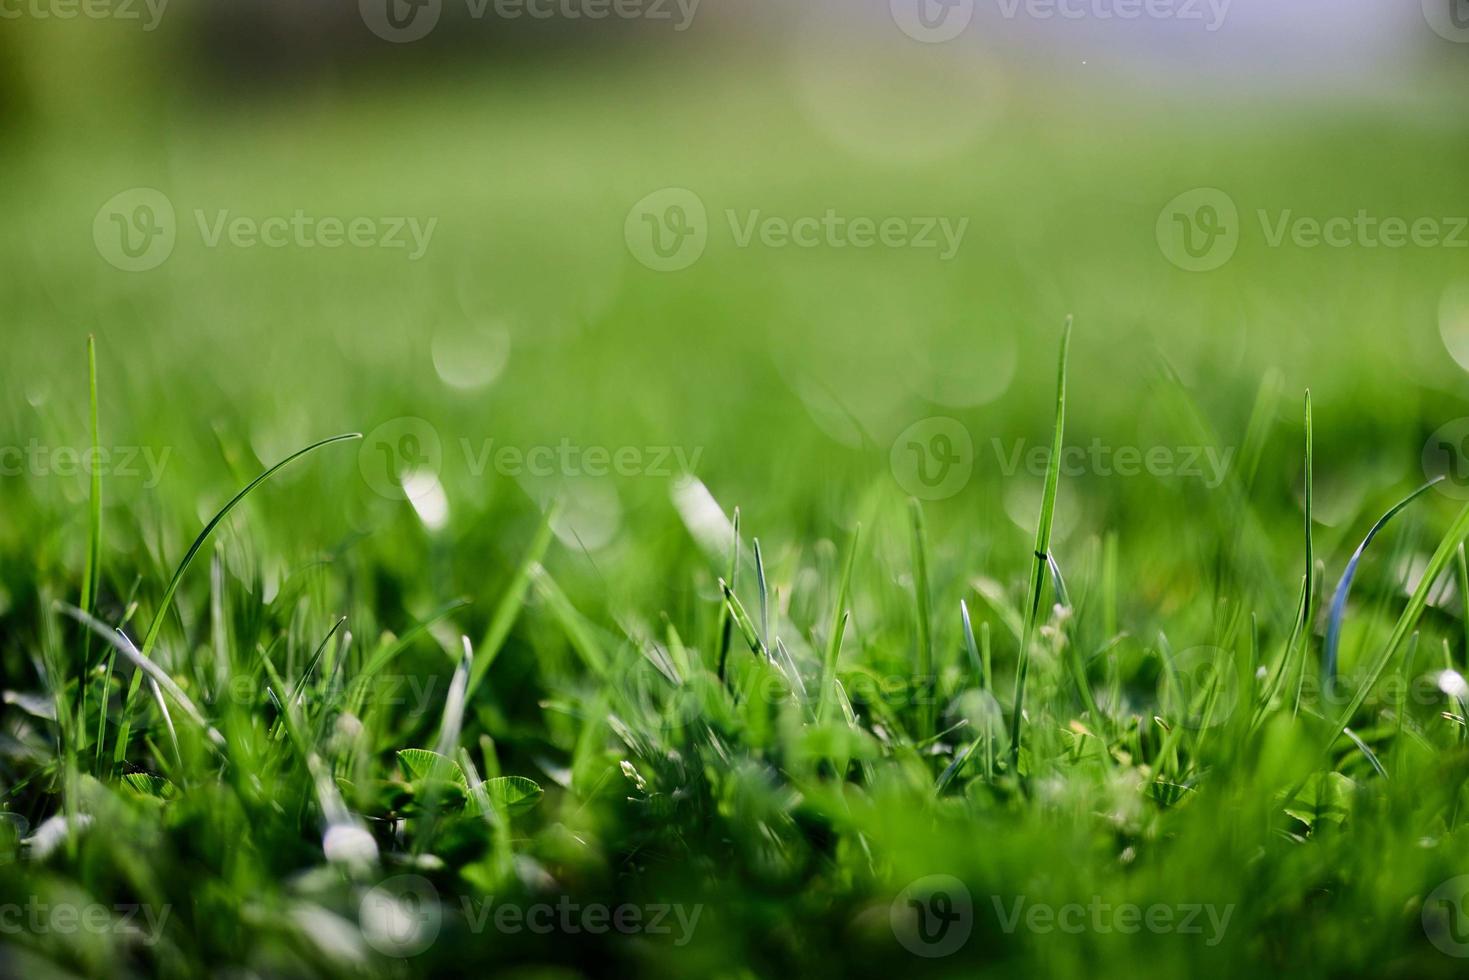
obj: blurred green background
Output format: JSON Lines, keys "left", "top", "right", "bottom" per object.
{"left": 5, "top": 4, "right": 1469, "bottom": 978}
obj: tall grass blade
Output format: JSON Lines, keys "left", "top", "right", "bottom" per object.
{"left": 1009, "top": 316, "right": 1071, "bottom": 774}
{"left": 1322, "top": 479, "right": 1440, "bottom": 690}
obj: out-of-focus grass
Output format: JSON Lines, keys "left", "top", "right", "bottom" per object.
{"left": 3, "top": 46, "right": 1469, "bottom": 979}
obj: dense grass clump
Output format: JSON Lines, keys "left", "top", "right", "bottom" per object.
{"left": 6, "top": 320, "right": 1469, "bottom": 980}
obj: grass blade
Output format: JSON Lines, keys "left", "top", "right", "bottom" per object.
{"left": 113, "top": 432, "right": 362, "bottom": 765}
{"left": 1322, "top": 479, "right": 1441, "bottom": 690}
{"left": 908, "top": 499, "right": 934, "bottom": 740}
{"left": 1009, "top": 316, "right": 1072, "bottom": 775}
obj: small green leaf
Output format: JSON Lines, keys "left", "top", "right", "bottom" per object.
{"left": 469, "top": 776, "right": 543, "bottom": 815}
{"left": 397, "top": 749, "right": 468, "bottom": 788}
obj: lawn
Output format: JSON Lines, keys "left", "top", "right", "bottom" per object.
{"left": 3, "top": 37, "right": 1469, "bottom": 979}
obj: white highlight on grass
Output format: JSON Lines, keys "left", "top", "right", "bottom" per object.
{"left": 1436, "top": 669, "right": 1469, "bottom": 701}
{"left": 671, "top": 475, "right": 735, "bottom": 561}
{"left": 403, "top": 471, "right": 450, "bottom": 531}
{"left": 24, "top": 814, "right": 92, "bottom": 860}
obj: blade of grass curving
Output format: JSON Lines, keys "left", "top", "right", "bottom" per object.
{"left": 58, "top": 603, "right": 224, "bottom": 750}
{"left": 908, "top": 499, "right": 934, "bottom": 739}
{"left": 468, "top": 503, "right": 559, "bottom": 700}
{"left": 139, "top": 432, "right": 362, "bottom": 661}
{"left": 1324, "top": 499, "right": 1469, "bottom": 754}
{"left": 1009, "top": 316, "right": 1071, "bottom": 775}
{"left": 1322, "top": 479, "right": 1441, "bottom": 691}
{"left": 818, "top": 525, "right": 860, "bottom": 722}
{"left": 113, "top": 433, "right": 361, "bottom": 765}
{"left": 108, "top": 437, "right": 361, "bottom": 764}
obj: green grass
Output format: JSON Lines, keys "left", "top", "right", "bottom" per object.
{"left": 5, "top": 52, "right": 1469, "bottom": 980}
